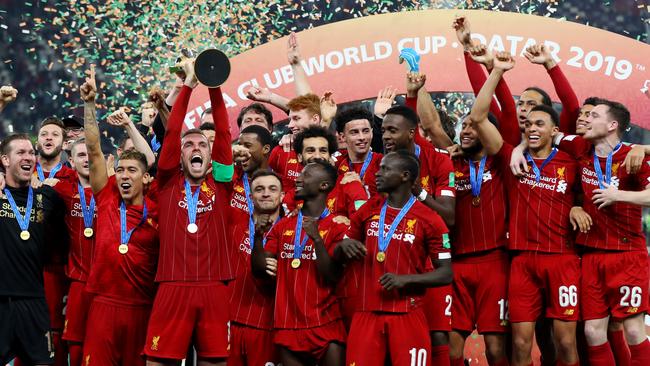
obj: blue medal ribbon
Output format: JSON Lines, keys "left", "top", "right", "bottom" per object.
{"left": 77, "top": 183, "right": 95, "bottom": 230}
{"left": 350, "top": 151, "right": 373, "bottom": 181}
{"left": 593, "top": 143, "right": 622, "bottom": 189}
{"left": 468, "top": 156, "right": 487, "bottom": 198}
{"left": 525, "top": 148, "right": 558, "bottom": 183}
{"left": 3, "top": 186, "right": 33, "bottom": 233}
{"left": 36, "top": 162, "right": 62, "bottom": 182}
{"left": 119, "top": 200, "right": 148, "bottom": 246}
{"left": 293, "top": 208, "right": 330, "bottom": 259}
{"left": 184, "top": 179, "right": 201, "bottom": 227}
{"left": 243, "top": 173, "right": 256, "bottom": 248}
{"left": 414, "top": 144, "right": 421, "bottom": 159}
{"left": 377, "top": 195, "right": 417, "bottom": 253}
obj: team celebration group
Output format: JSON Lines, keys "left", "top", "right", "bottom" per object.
{"left": 1, "top": 15, "right": 650, "bottom": 366}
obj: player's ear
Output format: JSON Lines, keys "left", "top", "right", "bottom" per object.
{"left": 262, "top": 144, "right": 271, "bottom": 155}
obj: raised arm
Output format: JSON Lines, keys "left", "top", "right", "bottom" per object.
{"left": 288, "top": 32, "right": 312, "bottom": 96}
{"left": 416, "top": 74, "right": 453, "bottom": 148}
{"left": 0, "top": 85, "right": 17, "bottom": 114}
{"left": 246, "top": 86, "right": 290, "bottom": 114}
{"left": 404, "top": 72, "right": 432, "bottom": 148}
{"left": 106, "top": 109, "right": 156, "bottom": 168}
{"left": 208, "top": 86, "right": 234, "bottom": 182}
{"left": 80, "top": 66, "right": 108, "bottom": 194}
{"left": 471, "top": 53, "right": 515, "bottom": 155}
{"left": 524, "top": 44, "right": 580, "bottom": 134}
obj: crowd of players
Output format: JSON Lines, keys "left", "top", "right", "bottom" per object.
{"left": 1, "top": 15, "right": 650, "bottom": 366}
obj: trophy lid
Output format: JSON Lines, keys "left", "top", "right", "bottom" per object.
{"left": 194, "top": 49, "right": 231, "bottom": 88}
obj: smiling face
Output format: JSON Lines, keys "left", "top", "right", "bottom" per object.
{"left": 37, "top": 124, "right": 64, "bottom": 159}
{"left": 375, "top": 154, "right": 406, "bottom": 193}
{"left": 115, "top": 159, "right": 148, "bottom": 203}
{"left": 583, "top": 104, "right": 618, "bottom": 141}
{"left": 297, "top": 136, "right": 331, "bottom": 165}
{"left": 295, "top": 162, "right": 328, "bottom": 200}
{"left": 342, "top": 119, "right": 372, "bottom": 157}
{"left": 459, "top": 117, "right": 482, "bottom": 155}
{"left": 287, "top": 109, "right": 319, "bottom": 134}
{"left": 575, "top": 104, "right": 595, "bottom": 136}
{"left": 70, "top": 143, "right": 90, "bottom": 180}
{"left": 524, "top": 110, "right": 558, "bottom": 152}
{"left": 1, "top": 139, "right": 36, "bottom": 186}
{"left": 382, "top": 114, "right": 414, "bottom": 153}
{"left": 237, "top": 133, "right": 269, "bottom": 173}
{"left": 517, "top": 90, "right": 544, "bottom": 131}
{"left": 180, "top": 132, "right": 211, "bottom": 181}
{"left": 251, "top": 174, "right": 283, "bottom": 214}
{"left": 241, "top": 111, "right": 271, "bottom": 131}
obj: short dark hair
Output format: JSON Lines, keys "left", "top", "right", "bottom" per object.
{"left": 388, "top": 150, "right": 420, "bottom": 184}
{"left": 39, "top": 116, "right": 66, "bottom": 133}
{"left": 118, "top": 149, "right": 148, "bottom": 172}
{"left": 598, "top": 99, "right": 630, "bottom": 135}
{"left": 293, "top": 125, "right": 338, "bottom": 155}
{"left": 181, "top": 128, "right": 207, "bottom": 139}
{"left": 583, "top": 97, "right": 605, "bottom": 107}
{"left": 237, "top": 103, "right": 273, "bottom": 129}
{"left": 385, "top": 105, "right": 418, "bottom": 127}
{"left": 307, "top": 158, "right": 338, "bottom": 193}
{"left": 240, "top": 125, "right": 273, "bottom": 148}
{"left": 524, "top": 87, "right": 552, "bottom": 107}
{"left": 199, "top": 122, "right": 215, "bottom": 132}
{"left": 1, "top": 133, "right": 32, "bottom": 155}
{"left": 118, "top": 136, "right": 133, "bottom": 151}
{"left": 334, "top": 106, "right": 373, "bottom": 133}
{"left": 529, "top": 105, "right": 559, "bottom": 126}
{"left": 250, "top": 169, "right": 283, "bottom": 189}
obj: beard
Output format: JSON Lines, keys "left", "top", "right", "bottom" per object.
{"left": 461, "top": 141, "right": 483, "bottom": 157}
{"left": 39, "top": 144, "right": 63, "bottom": 160}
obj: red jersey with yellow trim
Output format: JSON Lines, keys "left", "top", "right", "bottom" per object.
{"left": 269, "top": 147, "right": 301, "bottom": 193}
{"left": 417, "top": 144, "right": 456, "bottom": 199}
{"left": 332, "top": 149, "right": 382, "bottom": 197}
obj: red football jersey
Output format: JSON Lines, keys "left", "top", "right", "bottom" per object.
{"left": 229, "top": 221, "right": 275, "bottom": 330}
{"left": 332, "top": 149, "right": 382, "bottom": 197}
{"left": 269, "top": 146, "right": 302, "bottom": 193}
{"left": 345, "top": 196, "right": 450, "bottom": 313}
{"left": 230, "top": 167, "right": 251, "bottom": 226}
{"left": 451, "top": 154, "right": 508, "bottom": 255}
{"left": 264, "top": 213, "right": 346, "bottom": 329}
{"left": 53, "top": 179, "right": 97, "bottom": 281}
{"left": 282, "top": 175, "right": 369, "bottom": 217}
{"left": 417, "top": 144, "right": 456, "bottom": 199}
{"left": 499, "top": 143, "right": 579, "bottom": 253}
{"left": 34, "top": 162, "right": 77, "bottom": 184}
{"left": 85, "top": 176, "right": 159, "bottom": 305}
{"left": 558, "top": 136, "right": 650, "bottom": 251}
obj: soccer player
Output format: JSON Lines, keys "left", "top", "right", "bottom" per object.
{"left": 0, "top": 85, "right": 17, "bottom": 113}
{"left": 475, "top": 53, "right": 582, "bottom": 366}
{"left": 236, "top": 103, "right": 274, "bottom": 131}
{"left": 0, "top": 133, "right": 66, "bottom": 366}
{"left": 551, "top": 100, "right": 650, "bottom": 366}
{"left": 252, "top": 159, "right": 347, "bottom": 366}
{"left": 79, "top": 65, "right": 159, "bottom": 366}
{"left": 340, "top": 150, "right": 452, "bottom": 366}
{"left": 144, "top": 58, "right": 233, "bottom": 366}
{"left": 332, "top": 107, "right": 382, "bottom": 196}
{"left": 199, "top": 122, "right": 216, "bottom": 148}
{"left": 228, "top": 170, "right": 283, "bottom": 366}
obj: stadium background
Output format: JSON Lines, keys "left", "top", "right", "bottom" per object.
{"left": 0, "top": 1, "right": 649, "bottom": 365}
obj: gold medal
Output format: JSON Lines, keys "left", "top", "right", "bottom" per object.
{"left": 291, "top": 258, "right": 301, "bottom": 269}
{"left": 472, "top": 196, "right": 480, "bottom": 207}
{"left": 376, "top": 251, "right": 386, "bottom": 262}
{"left": 84, "top": 228, "right": 94, "bottom": 238}
{"left": 20, "top": 230, "right": 30, "bottom": 241}
{"left": 118, "top": 244, "right": 129, "bottom": 254}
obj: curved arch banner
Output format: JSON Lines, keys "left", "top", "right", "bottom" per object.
{"left": 185, "top": 9, "right": 650, "bottom": 133}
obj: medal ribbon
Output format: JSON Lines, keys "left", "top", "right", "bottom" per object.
{"left": 184, "top": 179, "right": 201, "bottom": 228}
{"left": 414, "top": 144, "right": 421, "bottom": 158}
{"left": 593, "top": 143, "right": 622, "bottom": 189}
{"left": 77, "top": 183, "right": 95, "bottom": 230}
{"left": 350, "top": 151, "right": 373, "bottom": 181}
{"left": 119, "top": 200, "right": 148, "bottom": 246}
{"left": 3, "top": 187, "right": 33, "bottom": 233}
{"left": 468, "top": 155, "right": 487, "bottom": 198}
{"left": 377, "top": 195, "right": 416, "bottom": 254}
{"left": 36, "top": 162, "right": 62, "bottom": 182}
{"left": 293, "top": 208, "right": 329, "bottom": 260}
{"left": 525, "top": 148, "right": 558, "bottom": 183}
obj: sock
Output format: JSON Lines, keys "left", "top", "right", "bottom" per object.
{"left": 450, "top": 356, "right": 465, "bottom": 366}
{"left": 588, "top": 342, "right": 616, "bottom": 366}
{"left": 431, "top": 345, "right": 450, "bottom": 366}
{"left": 69, "top": 343, "right": 83, "bottom": 366}
{"left": 608, "top": 329, "right": 631, "bottom": 366}
{"left": 629, "top": 339, "right": 650, "bottom": 366}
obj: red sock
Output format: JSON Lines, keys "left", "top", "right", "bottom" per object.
{"left": 588, "top": 342, "right": 616, "bottom": 366}
{"left": 491, "top": 357, "right": 509, "bottom": 366}
{"left": 68, "top": 343, "right": 83, "bottom": 366}
{"left": 450, "top": 356, "right": 465, "bottom": 366}
{"left": 608, "top": 330, "right": 631, "bottom": 366}
{"left": 629, "top": 339, "right": 650, "bottom": 366}
{"left": 431, "top": 345, "right": 450, "bottom": 366}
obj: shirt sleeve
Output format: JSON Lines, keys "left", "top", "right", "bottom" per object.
{"left": 157, "top": 85, "right": 193, "bottom": 185}
{"left": 547, "top": 65, "right": 580, "bottom": 135}
{"left": 325, "top": 222, "right": 348, "bottom": 256}
{"left": 343, "top": 180, "right": 369, "bottom": 215}
{"left": 268, "top": 146, "right": 281, "bottom": 174}
{"left": 344, "top": 204, "right": 367, "bottom": 242}
{"left": 635, "top": 157, "right": 650, "bottom": 189}
{"left": 463, "top": 52, "right": 503, "bottom": 122}
{"left": 557, "top": 135, "right": 591, "bottom": 158}
{"left": 432, "top": 151, "right": 456, "bottom": 198}
{"left": 209, "top": 87, "right": 234, "bottom": 182}
{"left": 425, "top": 214, "right": 451, "bottom": 261}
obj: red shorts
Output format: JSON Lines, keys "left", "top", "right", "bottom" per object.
{"left": 62, "top": 280, "right": 93, "bottom": 342}
{"left": 347, "top": 310, "right": 431, "bottom": 366}
{"left": 509, "top": 252, "right": 580, "bottom": 322}
{"left": 422, "top": 285, "right": 452, "bottom": 331}
{"left": 144, "top": 282, "right": 230, "bottom": 360}
{"left": 273, "top": 320, "right": 346, "bottom": 361}
{"left": 229, "top": 322, "right": 279, "bottom": 366}
{"left": 83, "top": 296, "right": 151, "bottom": 366}
{"left": 452, "top": 250, "right": 510, "bottom": 333}
{"left": 581, "top": 250, "right": 649, "bottom": 320}
{"left": 44, "top": 267, "right": 70, "bottom": 330}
